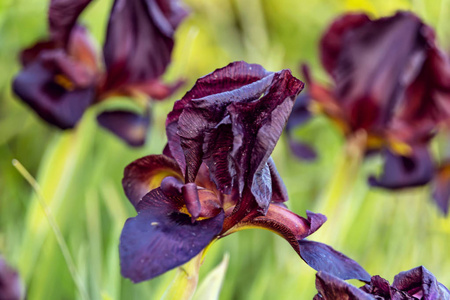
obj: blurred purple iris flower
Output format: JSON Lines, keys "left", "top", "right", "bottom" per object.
{"left": 13, "top": 0, "right": 187, "bottom": 146}
{"left": 118, "top": 61, "right": 370, "bottom": 283}
{"left": 314, "top": 266, "right": 450, "bottom": 300}
{"left": 288, "top": 11, "right": 450, "bottom": 213}
{"left": 0, "top": 255, "right": 24, "bottom": 300}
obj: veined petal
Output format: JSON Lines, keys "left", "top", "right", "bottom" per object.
{"left": 314, "top": 271, "right": 375, "bottom": 300}
{"left": 97, "top": 109, "right": 150, "bottom": 147}
{"left": 49, "top": 0, "right": 92, "bottom": 46}
{"left": 172, "top": 61, "right": 303, "bottom": 213}
{"left": 12, "top": 50, "right": 95, "bottom": 129}
{"left": 122, "top": 155, "right": 182, "bottom": 208}
{"left": 368, "top": 145, "right": 433, "bottom": 189}
{"left": 392, "top": 266, "right": 450, "bottom": 300}
{"left": 119, "top": 188, "right": 224, "bottom": 283}
{"left": 299, "top": 240, "right": 371, "bottom": 282}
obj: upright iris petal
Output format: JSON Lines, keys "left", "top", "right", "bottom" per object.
{"left": 120, "top": 61, "right": 370, "bottom": 284}
{"left": 102, "top": 0, "right": 188, "bottom": 98}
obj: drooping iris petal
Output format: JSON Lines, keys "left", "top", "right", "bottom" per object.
{"left": 102, "top": 0, "right": 187, "bottom": 95}
{"left": 97, "top": 109, "right": 150, "bottom": 147}
{"left": 119, "top": 188, "right": 224, "bottom": 283}
{"left": 13, "top": 50, "right": 95, "bottom": 129}
{"left": 49, "top": 0, "right": 93, "bottom": 46}
{"left": 431, "top": 163, "right": 450, "bottom": 215}
{"left": 0, "top": 256, "right": 24, "bottom": 300}
{"left": 122, "top": 154, "right": 182, "bottom": 208}
{"left": 392, "top": 266, "right": 450, "bottom": 300}
{"left": 229, "top": 206, "right": 370, "bottom": 281}
{"left": 169, "top": 61, "right": 303, "bottom": 213}
{"left": 314, "top": 271, "right": 375, "bottom": 300}
{"left": 299, "top": 240, "right": 371, "bottom": 282}
{"left": 368, "top": 145, "right": 433, "bottom": 189}
{"left": 329, "top": 12, "right": 427, "bottom": 132}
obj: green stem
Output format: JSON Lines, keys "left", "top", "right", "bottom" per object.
{"left": 313, "top": 130, "right": 367, "bottom": 243}
{"left": 12, "top": 159, "right": 89, "bottom": 300}
{"left": 161, "top": 251, "right": 204, "bottom": 300}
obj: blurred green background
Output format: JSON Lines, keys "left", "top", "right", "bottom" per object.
{"left": 1, "top": 0, "right": 450, "bottom": 299}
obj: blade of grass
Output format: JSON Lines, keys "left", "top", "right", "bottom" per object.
{"left": 12, "top": 159, "right": 90, "bottom": 300}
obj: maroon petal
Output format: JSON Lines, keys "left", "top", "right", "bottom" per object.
{"left": 172, "top": 61, "right": 303, "bottom": 213}
{"left": 122, "top": 155, "right": 182, "bottom": 208}
{"left": 49, "top": 0, "right": 93, "bottom": 46}
{"left": 299, "top": 240, "right": 371, "bottom": 282}
{"left": 392, "top": 266, "right": 450, "bottom": 300}
{"left": 102, "top": 0, "right": 187, "bottom": 93}
{"left": 320, "top": 13, "right": 371, "bottom": 76}
{"left": 337, "top": 13, "right": 428, "bottom": 131}
{"left": 230, "top": 206, "right": 369, "bottom": 281}
{"left": 119, "top": 188, "right": 224, "bottom": 283}
{"left": 314, "top": 271, "right": 375, "bottom": 300}
{"left": 368, "top": 145, "right": 433, "bottom": 189}
{"left": 431, "top": 163, "right": 450, "bottom": 215}
{"left": 267, "top": 157, "right": 289, "bottom": 203}
{"left": 0, "top": 256, "right": 23, "bottom": 300}
{"left": 360, "top": 275, "right": 396, "bottom": 299}
{"left": 12, "top": 50, "right": 95, "bottom": 129}
{"left": 97, "top": 109, "right": 150, "bottom": 147}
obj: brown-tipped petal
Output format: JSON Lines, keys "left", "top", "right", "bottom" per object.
{"left": 67, "top": 25, "right": 99, "bottom": 74}
{"left": 102, "top": 0, "right": 187, "bottom": 93}
{"left": 97, "top": 109, "right": 150, "bottom": 147}
{"left": 369, "top": 145, "right": 433, "bottom": 189}
{"left": 122, "top": 155, "right": 182, "bottom": 208}
{"left": 392, "top": 266, "right": 450, "bottom": 299}
{"left": 120, "top": 188, "right": 224, "bottom": 283}
{"left": 49, "top": 0, "right": 93, "bottom": 46}
{"left": 182, "top": 183, "right": 201, "bottom": 220}
{"left": 314, "top": 271, "right": 375, "bottom": 300}
{"left": 299, "top": 240, "right": 371, "bottom": 282}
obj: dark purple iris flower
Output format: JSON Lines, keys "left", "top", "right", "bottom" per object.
{"left": 119, "top": 61, "right": 370, "bottom": 283}
{"left": 0, "top": 256, "right": 23, "bottom": 300}
{"left": 314, "top": 266, "right": 450, "bottom": 300}
{"left": 13, "top": 0, "right": 187, "bottom": 146}
{"left": 291, "top": 11, "right": 450, "bottom": 213}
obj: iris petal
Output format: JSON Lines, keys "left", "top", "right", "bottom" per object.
{"left": 49, "top": 0, "right": 92, "bottom": 46}
{"left": 102, "top": 0, "right": 187, "bottom": 94}
{"left": 298, "top": 240, "right": 371, "bottom": 282}
{"left": 432, "top": 163, "right": 450, "bottom": 215}
{"left": 119, "top": 188, "right": 224, "bottom": 283}
{"left": 0, "top": 256, "right": 23, "bottom": 300}
{"left": 369, "top": 145, "right": 433, "bottom": 189}
{"left": 13, "top": 51, "right": 95, "bottom": 129}
{"left": 122, "top": 155, "right": 182, "bottom": 208}
{"left": 314, "top": 271, "right": 375, "bottom": 300}
{"left": 97, "top": 109, "right": 150, "bottom": 147}
{"left": 392, "top": 266, "right": 450, "bottom": 299}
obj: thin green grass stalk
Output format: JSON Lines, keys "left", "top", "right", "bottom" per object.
{"left": 12, "top": 159, "right": 90, "bottom": 300}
